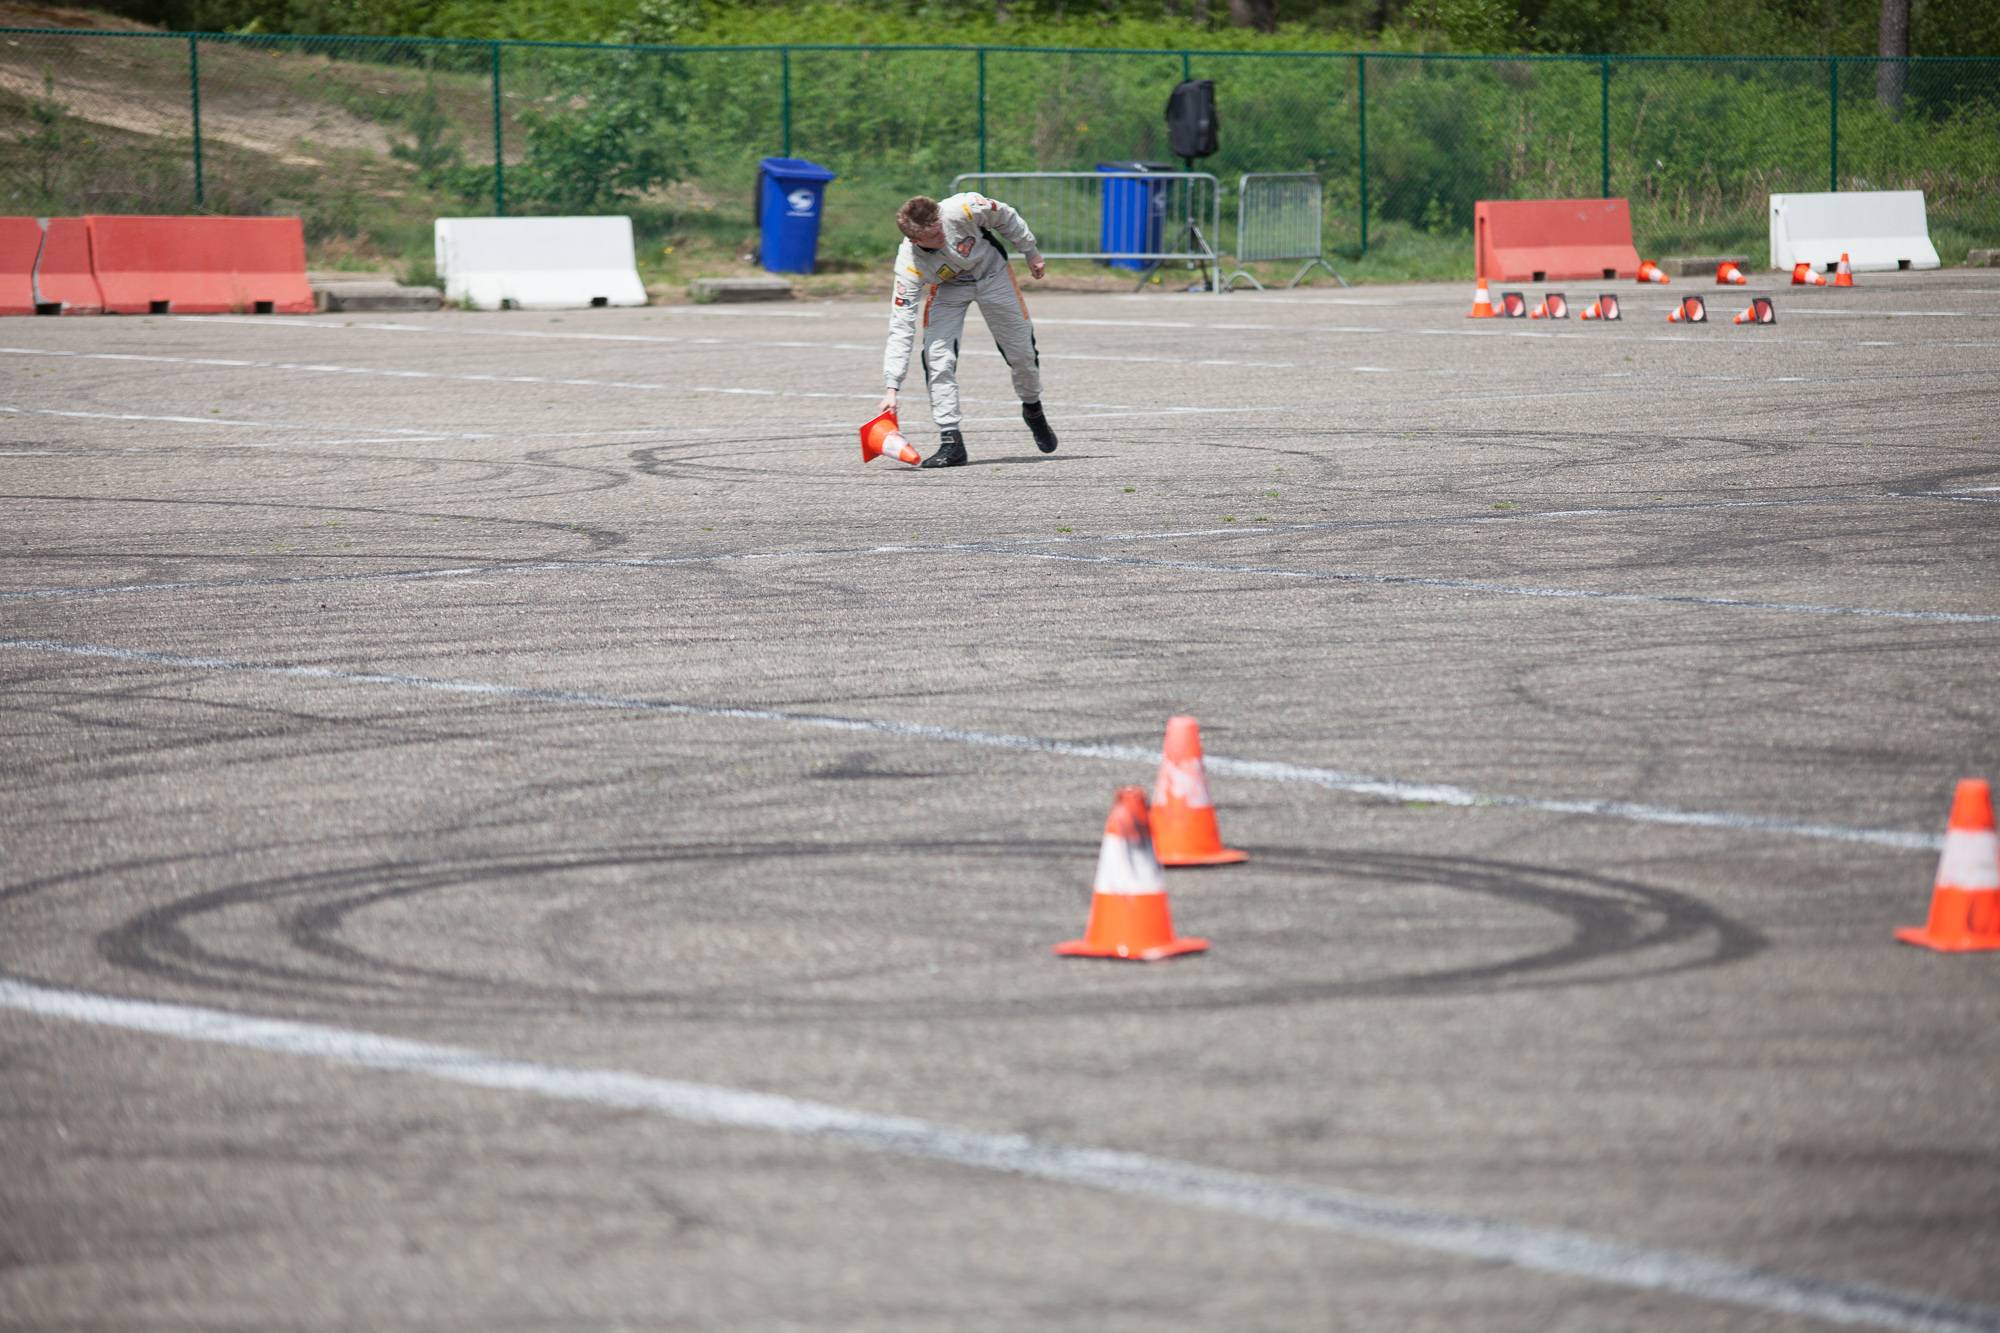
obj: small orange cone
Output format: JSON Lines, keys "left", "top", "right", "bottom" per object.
{"left": 1733, "top": 297, "right": 1775, "bottom": 325}
{"left": 1716, "top": 261, "right": 1748, "bottom": 285}
{"left": 1895, "top": 779, "right": 2000, "bottom": 953}
{"left": 859, "top": 409, "right": 920, "bottom": 466}
{"left": 1833, "top": 252, "right": 1854, "bottom": 287}
{"left": 1579, "top": 301, "right": 1598, "bottom": 320}
{"left": 1149, "top": 716, "right": 1247, "bottom": 867}
{"left": 1667, "top": 295, "right": 1707, "bottom": 324}
{"left": 1636, "top": 259, "right": 1671, "bottom": 284}
{"left": 1790, "top": 262, "right": 1828, "bottom": 286}
{"left": 1530, "top": 299, "right": 1547, "bottom": 319}
{"left": 1055, "top": 787, "right": 1208, "bottom": 961}
{"left": 1467, "top": 278, "right": 1497, "bottom": 319}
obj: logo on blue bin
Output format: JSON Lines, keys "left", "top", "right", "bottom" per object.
{"left": 786, "top": 189, "right": 818, "bottom": 216}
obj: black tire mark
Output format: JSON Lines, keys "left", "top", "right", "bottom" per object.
{"left": 92, "top": 844, "right": 1764, "bottom": 1022}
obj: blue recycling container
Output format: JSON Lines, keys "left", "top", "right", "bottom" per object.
{"left": 1097, "top": 161, "right": 1173, "bottom": 271}
{"left": 757, "top": 157, "right": 838, "bottom": 274}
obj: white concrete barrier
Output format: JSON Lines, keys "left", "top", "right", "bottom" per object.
{"left": 434, "top": 216, "right": 648, "bottom": 310}
{"left": 1769, "top": 191, "right": 1941, "bottom": 273}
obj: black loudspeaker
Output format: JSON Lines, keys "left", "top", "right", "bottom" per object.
{"left": 1165, "top": 79, "right": 1219, "bottom": 159}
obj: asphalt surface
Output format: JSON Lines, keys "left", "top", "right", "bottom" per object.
{"left": 2, "top": 270, "right": 1998, "bottom": 1332}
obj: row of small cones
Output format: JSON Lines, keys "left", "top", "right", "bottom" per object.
{"left": 1469, "top": 280, "right": 1773, "bottom": 326}
{"left": 1667, "top": 295, "right": 1778, "bottom": 325}
{"left": 1638, "top": 254, "right": 1855, "bottom": 286}
{"left": 1063, "top": 721, "right": 2000, "bottom": 959}
{"left": 1469, "top": 252, "right": 1856, "bottom": 320}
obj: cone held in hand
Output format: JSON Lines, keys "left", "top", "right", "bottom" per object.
{"left": 1055, "top": 787, "right": 1208, "bottom": 961}
{"left": 859, "top": 409, "right": 920, "bottom": 466}
{"left": 1150, "top": 716, "right": 1248, "bottom": 866}
{"left": 1895, "top": 779, "right": 2000, "bottom": 953}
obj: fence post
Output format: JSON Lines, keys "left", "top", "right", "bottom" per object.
{"left": 188, "top": 34, "right": 205, "bottom": 209}
{"left": 1356, "top": 54, "right": 1368, "bottom": 255}
{"left": 1182, "top": 50, "right": 1191, "bottom": 81}
{"left": 1828, "top": 58, "right": 1839, "bottom": 191}
{"left": 1599, "top": 57, "right": 1611, "bottom": 198}
{"left": 490, "top": 41, "right": 505, "bottom": 216}
{"left": 781, "top": 47, "right": 792, "bottom": 157}
{"left": 977, "top": 48, "right": 987, "bottom": 173}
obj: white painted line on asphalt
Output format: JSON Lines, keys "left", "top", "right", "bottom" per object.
{"left": 0, "top": 974, "right": 1990, "bottom": 1333}
{"left": 0, "top": 637, "right": 1946, "bottom": 852}
{"left": 987, "top": 547, "right": 2000, "bottom": 627}
{"left": 0, "top": 349, "right": 1279, "bottom": 419}
{"left": 179, "top": 316, "right": 1304, "bottom": 371}
{"left": 0, "top": 402, "right": 461, "bottom": 439}
{"left": 1789, "top": 310, "right": 2000, "bottom": 319}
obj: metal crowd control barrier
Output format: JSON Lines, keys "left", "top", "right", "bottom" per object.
{"left": 948, "top": 171, "right": 1220, "bottom": 293}
{"left": 1221, "top": 173, "right": 1347, "bottom": 291}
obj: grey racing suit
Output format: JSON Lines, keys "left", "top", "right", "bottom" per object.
{"left": 882, "top": 192, "right": 1044, "bottom": 430}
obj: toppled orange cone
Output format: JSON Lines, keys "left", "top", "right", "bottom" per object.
{"left": 1895, "top": 779, "right": 2000, "bottom": 953}
{"left": 1833, "top": 251, "right": 1854, "bottom": 287}
{"left": 1733, "top": 297, "right": 1776, "bottom": 325}
{"left": 1791, "top": 262, "right": 1828, "bottom": 287}
{"left": 1150, "top": 715, "right": 1247, "bottom": 867}
{"left": 1667, "top": 295, "right": 1707, "bottom": 324}
{"left": 1467, "top": 278, "right": 1497, "bottom": 319}
{"left": 859, "top": 409, "right": 920, "bottom": 466}
{"left": 1716, "top": 261, "right": 1748, "bottom": 285}
{"left": 1055, "top": 787, "right": 1208, "bottom": 961}
{"left": 1637, "top": 259, "right": 1671, "bottom": 284}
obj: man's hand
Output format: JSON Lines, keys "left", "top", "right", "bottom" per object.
{"left": 876, "top": 390, "right": 897, "bottom": 416}
{"left": 1027, "top": 253, "right": 1046, "bottom": 280}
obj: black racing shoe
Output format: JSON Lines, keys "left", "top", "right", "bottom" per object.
{"left": 921, "top": 428, "right": 968, "bottom": 468}
{"left": 1023, "top": 401, "right": 1058, "bottom": 454}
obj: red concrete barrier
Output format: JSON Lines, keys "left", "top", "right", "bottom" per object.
{"left": 1475, "top": 198, "right": 1642, "bottom": 283}
{"left": 36, "top": 217, "right": 105, "bottom": 315}
{"left": 1, "top": 217, "right": 40, "bottom": 315}
{"left": 85, "top": 215, "right": 314, "bottom": 315}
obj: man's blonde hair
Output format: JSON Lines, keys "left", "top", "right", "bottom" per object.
{"left": 896, "top": 196, "right": 940, "bottom": 237}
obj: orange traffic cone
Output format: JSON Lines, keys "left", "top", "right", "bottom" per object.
{"left": 1055, "top": 787, "right": 1209, "bottom": 961}
{"left": 1467, "top": 278, "right": 1497, "bottom": 319}
{"left": 1530, "top": 299, "right": 1547, "bottom": 319}
{"left": 1790, "top": 262, "right": 1827, "bottom": 286}
{"left": 1895, "top": 779, "right": 2000, "bottom": 953}
{"left": 1667, "top": 295, "right": 1707, "bottom": 324}
{"left": 1149, "top": 716, "right": 1247, "bottom": 867}
{"left": 1580, "top": 301, "right": 1598, "bottom": 320}
{"left": 1833, "top": 252, "right": 1854, "bottom": 287}
{"left": 1733, "top": 297, "right": 1775, "bottom": 325}
{"left": 859, "top": 409, "right": 920, "bottom": 466}
{"left": 1716, "top": 261, "right": 1748, "bottom": 285}
{"left": 1637, "top": 259, "right": 1671, "bottom": 284}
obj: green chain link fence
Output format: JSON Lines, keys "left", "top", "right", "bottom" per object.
{"left": 4, "top": 26, "right": 1996, "bottom": 276}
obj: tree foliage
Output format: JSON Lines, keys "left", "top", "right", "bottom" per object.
{"left": 92, "top": 0, "right": 2000, "bottom": 56}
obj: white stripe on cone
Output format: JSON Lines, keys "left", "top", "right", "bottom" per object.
{"left": 1094, "top": 828, "right": 1166, "bottom": 896}
{"left": 1938, "top": 829, "right": 2000, "bottom": 890}
{"left": 1153, "top": 756, "right": 1215, "bottom": 810}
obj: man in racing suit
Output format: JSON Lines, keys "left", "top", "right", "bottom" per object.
{"left": 876, "top": 193, "right": 1059, "bottom": 468}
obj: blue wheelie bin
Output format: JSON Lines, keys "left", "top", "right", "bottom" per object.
{"left": 1096, "top": 161, "right": 1173, "bottom": 271}
{"left": 757, "top": 157, "right": 838, "bottom": 274}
